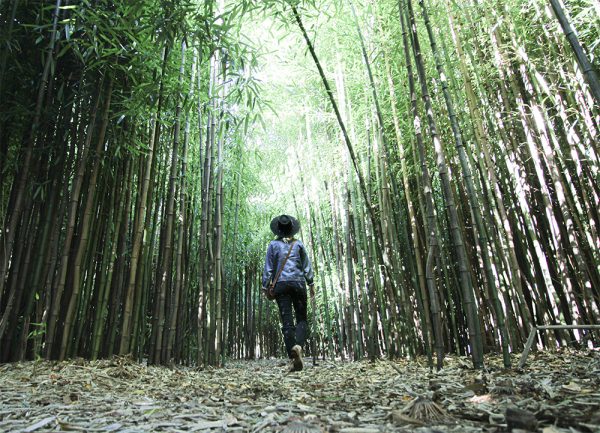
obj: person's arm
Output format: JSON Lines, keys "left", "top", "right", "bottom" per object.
{"left": 262, "top": 242, "right": 275, "bottom": 288}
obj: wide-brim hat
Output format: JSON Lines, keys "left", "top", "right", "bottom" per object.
{"left": 270, "top": 214, "right": 300, "bottom": 237}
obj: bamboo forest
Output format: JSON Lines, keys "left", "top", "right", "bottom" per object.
{"left": 1, "top": 0, "right": 599, "bottom": 431}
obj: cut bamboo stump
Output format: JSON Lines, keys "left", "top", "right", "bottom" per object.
{"left": 518, "top": 325, "right": 600, "bottom": 368}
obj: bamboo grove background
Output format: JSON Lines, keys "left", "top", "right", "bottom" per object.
{"left": 0, "top": 0, "right": 598, "bottom": 368}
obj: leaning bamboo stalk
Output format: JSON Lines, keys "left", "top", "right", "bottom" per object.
{"left": 0, "top": 0, "right": 19, "bottom": 104}
{"left": 291, "top": 5, "right": 389, "bottom": 274}
{"left": 445, "top": 3, "right": 531, "bottom": 346}
{"left": 522, "top": 55, "right": 600, "bottom": 317}
{"left": 486, "top": 28, "right": 558, "bottom": 328}
{"left": 398, "top": 0, "right": 443, "bottom": 369}
{"left": 417, "top": 0, "right": 510, "bottom": 367}
{"left": 197, "top": 50, "right": 217, "bottom": 366}
{"left": 91, "top": 158, "right": 130, "bottom": 359}
{"left": 406, "top": 0, "right": 483, "bottom": 368}
{"left": 519, "top": 324, "right": 600, "bottom": 368}
{"left": 45, "top": 78, "right": 104, "bottom": 358}
{"left": 152, "top": 40, "right": 186, "bottom": 364}
{"left": 548, "top": 0, "right": 600, "bottom": 106}
{"left": 0, "top": 203, "right": 34, "bottom": 359}
{"left": 343, "top": 180, "right": 361, "bottom": 360}
{"left": 349, "top": 2, "right": 410, "bottom": 316}
{"left": 166, "top": 48, "right": 195, "bottom": 363}
{"left": 348, "top": 169, "right": 379, "bottom": 360}
{"left": 119, "top": 45, "right": 169, "bottom": 356}
{"left": 147, "top": 133, "right": 170, "bottom": 361}
{"left": 59, "top": 76, "right": 113, "bottom": 360}
{"left": 381, "top": 38, "right": 431, "bottom": 353}
{"left": 314, "top": 206, "right": 336, "bottom": 359}
{"left": 214, "top": 72, "right": 226, "bottom": 367}
{"left": 0, "top": 0, "right": 62, "bottom": 306}
{"left": 11, "top": 147, "right": 65, "bottom": 358}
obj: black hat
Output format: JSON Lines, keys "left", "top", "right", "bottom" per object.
{"left": 270, "top": 214, "right": 300, "bottom": 237}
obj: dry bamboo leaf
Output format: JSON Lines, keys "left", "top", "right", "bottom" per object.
{"left": 191, "top": 419, "right": 226, "bottom": 429}
{"left": 101, "top": 422, "right": 122, "bottom": 431}
{"left": 338, "top": 428, "right": 381, "bottom": 433}
{"left": 23, "top": 416, "right": 56, "bottom": 432}
{"left": 282, "top": 420, "right": 323, "bottom": 432}
{"left": 391, "top": 410, "right": 426, "bottom": 426}
{"left": 542, "top": 427, "right": 568, "bottom": 433}
{"left": 57, "top": 420, "right": 88, "bottom": 431}
{"left": 562, "top": 382, "right": 583, "bottom": 392}
{"left": 296, "top": 403, "right": 314, "bottom": 412}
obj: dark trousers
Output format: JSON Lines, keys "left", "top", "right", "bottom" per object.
{"left": 274, "top": 281, "right": 308, "bottom": 357}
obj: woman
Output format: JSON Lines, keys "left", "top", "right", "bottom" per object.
{"left": 262, "top": 214, "right": 314, "bottom": 372}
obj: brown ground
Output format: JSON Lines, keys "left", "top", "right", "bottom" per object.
{"left": 1, "top": 350, "right": 599, "bottom": 432}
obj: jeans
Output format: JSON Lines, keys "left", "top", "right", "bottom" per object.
{"left": 274, "top": 281, "right": 308, "bottom": 357}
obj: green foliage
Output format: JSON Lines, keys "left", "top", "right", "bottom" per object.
{"left": 27, "top": 322, "right": 46, "bottom": 340}
{"left": 1, "top": 0, "right": 597, "bottom": 364}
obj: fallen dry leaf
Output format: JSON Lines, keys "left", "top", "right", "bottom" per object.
{"left": 562, "top": 381, "right": 582, "bottom": 392}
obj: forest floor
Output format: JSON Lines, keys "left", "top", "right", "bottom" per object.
{"left": 1, "top": 350, "right": 599, "bottom": 433}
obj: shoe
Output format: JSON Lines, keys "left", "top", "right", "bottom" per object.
{"left": 290, "top": 345, "right": 303, "bottom": 372}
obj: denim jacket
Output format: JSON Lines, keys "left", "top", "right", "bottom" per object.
{"left": 262, "top": 238, "right": 314, "bottom": 287}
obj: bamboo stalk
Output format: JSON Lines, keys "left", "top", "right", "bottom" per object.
{"left": 548, "top": 0, "right": 600, "bottom": 106}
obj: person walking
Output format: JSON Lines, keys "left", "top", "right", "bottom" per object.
{"left": 262, "top": 214, "right": 314, "bottom": 372}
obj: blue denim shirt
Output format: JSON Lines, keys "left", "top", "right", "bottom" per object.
{"left": 262, "top": 238, "right": 314, "bottom": 287}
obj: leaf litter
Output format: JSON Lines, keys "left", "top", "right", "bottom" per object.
{"left": 1, "top": 350, "right": 599, "bottom": 432}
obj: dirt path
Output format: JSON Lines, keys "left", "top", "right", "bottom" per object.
{"left": 1, "top": 351, "right": 599, "bottom": 432}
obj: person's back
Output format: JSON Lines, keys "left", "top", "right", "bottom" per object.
{"left": 262, "top": 215, "right": 314, "bottom": 372}
{"left": 264, "top": 237, "right": 313, "bottom": 286}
